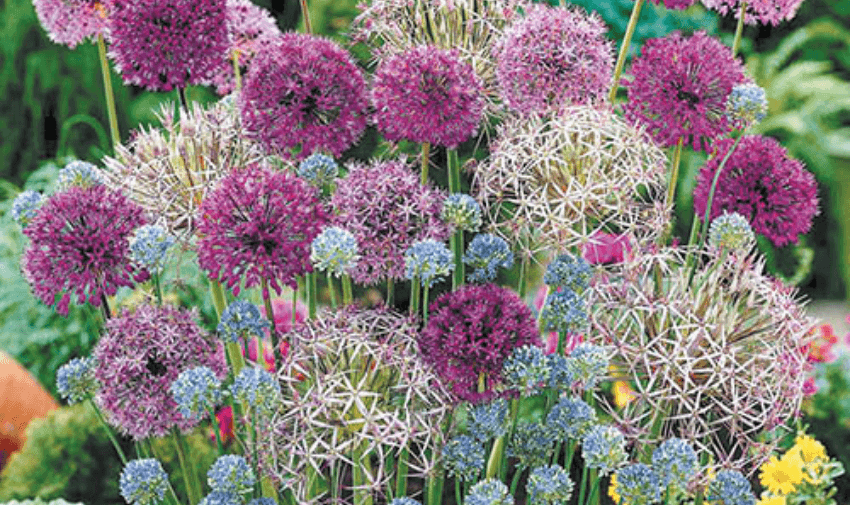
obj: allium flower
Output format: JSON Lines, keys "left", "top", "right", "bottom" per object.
{"left": 208, "top": 455, "right": 255, "bottom": 495}
{"left": 217, "top": 300, "right": 270, "bottom": 343}
{"left": 372, "top": 45, "right": 484, "bottom": 148}
{"left": 56, "top": 160, "right": 103, "bottom": 190}
{"left": 389, "top": 499, "right": 421, "bottom": 505}
{"left": 708, "top": 470, "right": 756, "bottom": 505}
{"left": 546, "top": 396, "right": 596, "bottom": 442}
{"left": 623, "top": 31, "right": 746, "bottom": 151}
{"left": 615, "top": 463, "right": 663, "bottom": 503}
{"left": 465, "top": 478, "right": 514, "bottom": 505}
{"left": 502, "top": 345, "right": 549, "bottom": 396}
{"left": 108, "top": 0, "right": 228, "bottom": 91}
{"left": 419, "top": 283, "right": 540, "bottom": 403}
{"left": 442, "top": 435, "right": 486, "bottom": 481}
{"left": 331, "top": 159, "right": 449, "bottom": 285}
{"left": 701, "top": 0, "right": 805, "bottom": 25}
{"left": 508, "top": 421, "right": 556, "bottom": 469}
{"left": 94, "top": 304, "right": 227, "bottom": 440}
{"left": 197, "top": 164, "right": 327, "bottom": 296}
{"left": 442, "top": 194, "right": 482, "bottom": 233}
{"left": 463, "top": 234, "right": 514, "bottom": 283}
{"left": 10, "top": 190, "right": 44, "bottom": 227}
{"left": 547, "top": 355, "right": 576, "bottom": 390}
{"left": 405, "top": 239, "right": 454, "bottom": 287}
{"left": 693, "top": 135, "right": 819, "bottom": 247}
{"left": 230, "top": 366, "right": 280, "bottom": 415}
{"left": 569, "top": 343, "right": 609, "bottom": 390}
{"left": 170, "top": 366, "right": 223, "bottom": 420}
{"left": 727, "top": 83, "right": 768, "bottom": 128}
{"left": 248, "top": 500, "right": 277, "bottom": 505}
{"left": 297, "top": 153, "right": 339, "bottom": 187}
{"left": 539, "top": 289, "right": 586, "bottom": 334}
{"left": 56, "top": 356, "right": 98, "bottom": 404}
{"left": 119, "top": 459, "right": 169, "bottom": 505}
{"left": 582, "top": 425, "right": 628, "bottom": 475}
{"left": 33, "top": 0, "right": 108, "bottom": 48}
{"left": 652, "top": 438, "right": 699, "bottom": 489}
{"left": 311, "top": 227, "right": 360, "bottom": 277}
{"left": 213, "top": 0, "right": 281, "bottom": 95}
{"left": 650, "top": 0, "right": 698, "bottom": 8}
{"left": 22, "top": 185, "right": 147, "bottom": 316}
{"left": 494, "top": 4, "right": 614, "bottom": 114}
{"left": 527, "top": 465, "right": 573, "bottom": 505}
{"left": 467, "top": 398, "right": 509, "bottom": 442}
{"left": 581, "top": 232, "right": 632, "bottom": 265}
{"left": 129, "top": 224, "right": 176, "bottom": 273}
{"left": 544, "top": 254, "right": 592, "bottom": 291}
{"left": 240, "top": 33, "right": 369, "bottom": 159}
{"left": 708, "top": 212, "right": 755, "bottom": 252}
{"left": 199, "top": 492, "right": 240, "bottom": 505}
{"left": 474, "top": 107, "right": 670, "bottom": 257}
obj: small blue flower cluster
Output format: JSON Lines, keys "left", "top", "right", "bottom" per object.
{"left": 207, "top": 455, "right": 256, "bottom": 495}
{"left": 217, "top": 300, "right": 270, "bottom": 343}
{"left": 297, "top": 153, "right": 339, "bottom": 186}
{"left": 527, "top": 464, "right": 573, "bottom": 505}
{"left": 231, "top": 367, "right": 281, "bottom": 415}
{"left": 508, "top": 421, "right": 555, "bottom": 469}
{"left": 568, "top": 343, "right": 609, "bottom": 390}
{"left": 170, "top": 366, "right": 223, "bottom": 420}
{"left": 652, "top": 437, "right": 698, "bottom": 489}
{"left": 581, "top": 425, "right": 627, "bottom": 475}
{"left": 502, "top": 345, "right": 549, "bottom": 396}
{"left": 119, "top": 459, "right": 168, "bottom": 505}
{"left": 129, "top": 224, "right": 176, "bottom": 273}
{"left": 56, "top": 356, "right": 98, "bottom": 405}
{"left": 726, "top": 83, "right": 768, "bottom": 127}
{"left": 311, "top": 226, "right": 359, "bottom": 277}
{"left": 467, "top": 398, "right": 509, "bottom": 442}
{"left": 10, "top": 190, "right": 44, "bottom": 227}
{"left": 404, "top": 238, "right": 454, "bottom": 287}
{"left": 543, "top": 253, "right": 591, "bottom": 291}
{"left": 546, "top": 396, "right": 596, "bottom": 442}
{"left": 615, "top": 463, "right": 663, "bottom": 503}
{"left": 541, "top": 253, "right": 592, "bottom": 334}
{"left": 442, "top": 193, "right": 482, "bottom": 232}
{"left": 463, "top": 233, "right": 514, "bottom": 283}
{"left": 56, "top": 160, "right": 104, "bottom": 190}
{"left": 708, "top": 470, "right": 757, "bottom": 505}
{"left": 466, "top": 478, "right": 514, "bottom": 505}
{"left": 709, "top": 212, "right": 754, "bottom": 252}
{"left": 442, "top": 434, "right": 486, "bottom": 481}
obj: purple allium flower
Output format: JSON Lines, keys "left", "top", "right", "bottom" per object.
{"left": 33, "top": 0, "right": 109, "bottom": 48}
{"left": 108, "top": 0, "right": 228, "bottom": 91}
{"left": 93, "top": 304, "right": 228, "bottom": 440}
{"left": 701, "top": 0, "right": 805, "bottom": 26}
{"left": 197, "top": 164, "right": 328, "bottom": 296}
{"left": 494, "top": 3, "right": 614, "bottom": 114}
{"left": 372, "top": 45, "right": 485, "bottom": 148}
{"left": 650, "top": 0, "right": 698, "bottom": 9}
{"left": 419, "top": 283, "right": 540, "bottom": 403}
{"left": 331, "top": 159, "right": 449, "bottom": 285}
{"left": 623, "top": 31, "right": 746, "bottom": 151}
{"left": 213, "top": 0, "right": 281, "bottom": 96}
{"left": 240, "top": 33, "right": 369, "bottom": 159}
{"left": 22, "top": 185, "right": 147, "bottom": 316}
{"left": 692, "top": 135, "right": 819, "bottom": 247}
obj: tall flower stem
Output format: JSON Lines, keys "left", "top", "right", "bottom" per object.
{"left": 451, "top": 231, "right": 464, "bottom": 289}
{"left": 517, "top": 254, "right": 529, "bottom": 299}
{"left": 88, "top": 399, "right": 127, "bottom": 465}
{"left": 732, "top": 1, "right": 748, "bottom": 57}
{"left": 447, "top": 149, "right": 461, "bottom": 193}
{"left": 422, "top": 284, "right": 430, "bottom": 325}
{"left": 608, "top": 0, "right": 645, "bottom": 103}
{"left": 421, "top": 142, "right": 431, "bottom": 185}
{"left": 327, "top": 272, "right": 339, "bottom": 308}
{"left": 307, "top": 271, "right": 317, "bottom": 319}
{"left": 210, "top": 406, "right": 224, "bottom": 456}
{"left": 698, "top": 134, "right": 745, "bottom": 249}
{"left": 342, "top": 274, "right": 354, "bottom": 305}
{"left": 232, "top": 50, "right": 243, "bottom": 93}
{"left": 386, "top": 279, "right": 395, "bottom": 306}
{"left": 97, "top": 34, "right": 120, "bottom": 152}
{"left": 395, "top": 448, "right": 409, "bottom": 498}
{"left": 262, "top": 278, "right": 285, "bottom": 372}
{"left": 352, "top": 443, "right": 374, "bottom": 505}
{"left": 300, "top": 0, "right": 313, "bottom": 34}
{"left": 211, "top": 281, "right": 246, "bottom": 376}
{"left": 172, "top": 430, "right": 203, "bottom": 505}
{"left": 410, "top": 276, "right": 421, "bottom": 317}
{"left": 666, "top": 137, "right": 685, "bottom": 208}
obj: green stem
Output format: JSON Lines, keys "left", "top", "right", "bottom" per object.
{"left": 422, "top": 284, "right": 430, "bottom": 325}
{"left": 517, "top": 254, "right": 529, "bottom": 299}
{"left": 732, "top": 1, "right": 747, "bottom": 58}
{"left": 455, "top": 479, "right": 463, "bottom": 505}
{"left": 564, "top": 440, "right": 576, "bottom": 471}
{"left": 209, "top": 279, "right": 227, "bottom": 317}
{"left": 452, "top": 230, "right": 464, "bottom": 289}
{"left": 97, "top": 34, "right": 120, "bottom": 152}
{"left": 426, "top": 468, "right": 443, "bottom": 505}
{"left": 327, "top": 272, "right": 338, "bottom": 308}
{"left": 485, "top": 436, "right": 506, "bottom": 479}
{"left": 342, "top": 274, "right": 353, "bottom": 306}
{"left": 232, "top": 50, "right": 242, "bottom": 93}
{"left": 211, "top": 406, "right": 224, "bottom": 457}
{"left": 395, "top": 448, "right": 409, "bottom": 499}
{"left": 410, "top": 276, "right": 420, "bottom": 317}
{"left": 421, "top": 142, "right": 431, "bottom": 185}
{"left": 262, "top": 279, "right": 285, "bottom": 372}
{"left": 352, "top": 443, "right": 374, "bottom": 505}
{"left": 447, "top": 148, "right": 461, "bottom": 193}
{"left": 299, "top": 0, "right": 313, "bottom": 33}
{"left": 698, "top": 134, "right": 745, "bottom": 250}
{"left": 509, "top": 467, "right": 523, "bottom": 497}
{"left": 608, "top": 0, "right": 645, "bottom": 103}
{"left": 585, "top": 473, "right": 600, "bottom": 505}
{"left": 211, "top": 281, "right": 247, "bottom": 378}
{"left": 173, "top": 430, "right": 203, "bottom": 505}
{"left": 577, "top": 464, "right": 589, "bottom": 505}
{"left": 387, "top": 279, "right": 395, "bottom": 306}
{"left": 666, "top": 137, "right": 684, "bottom": 209}
{"left": 178, "top": 87, "right": 189, "bottom": 110}
{"left": 88, "top": 399, "right": 127, "bottom": 465}
{"left": 308, "top": 271, "right": 317, "bottom": 319}
{"left": 153, "top": 272, "right": 163, "bottom": 306}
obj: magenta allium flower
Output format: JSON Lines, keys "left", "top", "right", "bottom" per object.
{"left": 372, "top": 45, "right": 485, "bottom": 148}
{"left": 94, "top": 304, "right": 227, "bottom": 440}
{"left": 22, "top": 185, "right": 147, "bottom": 316}
{"left": 108, "top": 0, "right": 227, "bottom": 91}
{"left": 197, "top": 164, "right": 328, "bottom": 296}
{"left": 650, "top": 0, "right": 698, "bottom": 9}
{"left": 240, "top": 33, "right": 369, "bottom": 159}
{"left": 701, "top": 0, "right": 805, "bottom": 25}
{"left": 419, "top": 283, "right": 541, "bottom": 403}
{"left": 693, "top": 135, "right": 819, "bottom": 247}
{"left": 494, "top": 4, "right": 614, "bottom": 114}
{"left": 623, "top": 31, "right": 745, "bottom": 151}
{"left": 331, "top": 159, "right": 449, "bottom": 285}
{"left": 213, "top": 0, "right": 281, "bottom": 96}
{"left": 33, "top": 0, "right": 109, "bottom": 48}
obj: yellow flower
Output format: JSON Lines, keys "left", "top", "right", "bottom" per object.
{"left": 608, "top": 473, "right": 632, "bottom": 505}
{"left": 613, "top": 380, "right": 637, "bottom": 408}
{"left": 792, "top": 434, "right": 827, "bottom": 464}
{"left": 756, "top": 495, "right": 786, "bottom": 505}
{"left": 759, "top": 453, "right": 804, "bottom": 495}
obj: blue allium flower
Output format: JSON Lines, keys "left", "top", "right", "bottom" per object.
{"left": 170, "top": 366, "right": 223, "bottom": 420}
{"left": 56, "top": 356, "right": 98, "bottom": 404}
{"left": 230, "top": 366, "right": 281, "bottom": 414}
{"left": 389, "top": 499, "right": 422, "bottom": 505}
{"left": 581, "top": 425, "right": 627, "bottom": 475}
{"left": 199, "top": 491, "right": 242, "bottom": 505}
{"left": 442, "top": 435, "right": 486, "bottom": 481}
{"left": 527, "top": 465, "right": 574, "bottom": 505}
{"left": 217, "top": 300, "right": 271, "bottom": 343}
{"left": 568, "top": 343, "right": 608, "bottom": 389}
{"left": 547, "top": 355, "right": 576, "bottom": 390}
{"left": 652, "top": 438, "right": 698, "bottom": 489}
{"left": 543, "top": 253, "right": 591, "bottom": 292}
{"left": 463, "top": 233, "right": 514, "bottom": 283}
{"left": 405, "top": 238, "right": 454, "bottom": 287}
{"left": 539, "top": 289, "right": 586, "bottom": 334}
{"left": 508, "top": 421, "right": 556, "bottom": 469}
{"left": 615, "top": 463, "right": 663, "bottom": 503}
{"left": 442, "top": 193, "right": 482, "bottom": 232}
{"left": 247, "top": 500, "right": 276, "bottom": 505}
{"left": 129, "top": 224, "right": 176, "bottom": 273}
{"left": 119, "top": 459, "right": 169, "bottom": 505}
{"left": 707, "top": 470, "right": 756, "bottom": 505}
{"left": 207, "top": 455, "right": 255, "bottom": 495}
{"left": 726, "top": 83, "right": 767, "bottom": 127}
{"left": 311, "top": 226, "right": 360, "bottom": 277}
{"left": 467, "top": 398, "right": 509, "bottom": 442}
{"left": 56, "top": 160, "right": 103, "bottom": 190}
{"left": 546, "top": 396, "right": 596, "bottom": 442}
{"left": 297, "top": 153, "right": 339, "bottom": 186}
{"left": 465, "top": 478, "right": 514, "bottom": 505}
{"left": 708, "top": 212, "right": 755, "bottom": 252}
{"left": 502, "top": 345, "right": 549, "bottom": 396}
{"left": 11, "top": 190, "right": 44, "bottom": 227}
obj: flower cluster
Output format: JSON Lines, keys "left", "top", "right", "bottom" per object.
{"left": 310, "top": 227, "right": 359, "bottom": 277}
{"left": 230, "top": 366, "right": 280, "bottom": 415}
{"left": 442, "top": 194, "right": 482, "bottom": 233}
{"left": 10, "top": 190, "right": 44, "bottom": 228}
{"left": 119, "top": 459, "right": 169, "bottom": 505}
{"left": 297, "top": 154, "right": 339, "bottom": 187}
{"left": 33, "top": 0, "right": 109, "bottom": 48}
{"left": 463, "top": 234, "right": 514, "bottom": 283}
{"left": 129, "top": 224, "right": 176, "bottom": 274}
{"left": 170, "top": 366, "right": 223, "bottom": 420}
{"left": 708, "top": 212, "right": 755, "bottom": 252}
{"left": 56, "top": 356, "right": 98, "bottom": 404}
{"left": 56, "top": 160, "right": 103, "bottom": 190}
{"left": 702, "top": 0, "right": 805, "bottom": 26}
{"left": 726, "top": 83, "right": 769, "bottom": 128}
{"left": 217, "top": 300, "right": 270, "bottom": 343}
{"left": 405, "top": 239, "right": 454, "bottom": 287}
{"left": 213, "top": 0, "right": 281, "bottom": 95}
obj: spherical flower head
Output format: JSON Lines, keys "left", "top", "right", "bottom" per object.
{"left": 582, "top": 425, "right": 628, "bottom": 475}
{"left": 216, "top": 300, "right": 271, "bottom": 344}
{"left": 465, "top": 478, "right": 514, "bottom": 505}
{"left": 22, "top": 185, "right": 148, "bottom": 316}
{"left": 11, "top": 190, "right": 44, "bottom": 228}
{"left": 119, "top": 459, "right": 169, "bottom": 505}
{"left": 544, "top": 253, "right": 592, "bottom": 292}
{"left": 546, "top": 396, "right": 596, "bottom": 442}
{"left": 442, "top": 194, "right": 482, "bottom": 233}
{"left": 33, "top": 0, "right": 109, "bottom": 48}
{"left": 650, "top": 0, "right": 697, "bottom": 8}
{"left": 652, "top": 438, "right": 699, "bottom": 489}
{"left": 170, "top": 366, "right": 223, "bottom": 420}
{"left": 372, "top": 45, "right": 484, "bottom": 148}
{"left": 568, "top": 343, "right": 608, "bottom": 390}
{"left": 726, "top": 83, "right": 768, "bottom": 128}
{"left": 547, "top": 355, "right": 576, "bottom": 390}
{"left": 615, "top": 463, "right": 663, "bottom": 503}
{"left": 108, "top": 0, "right": 228, "bottom": 91}
{"left": 199, "top": 492, "right": 241, "bottom": 505}
{"left": 693, "top": 135, "right": 819, "bottom": 247}
{"left": 405, "top": 239, "right": 454, "bottom": 287}
{"left": 502, "top": 345, "right": 549, "bottom": 396}
{"left": 331, "top": 159, "right": 449, "bottom": 285}
{"left": 464, "top": 234, "right": 514, "bottom": 283}
{"left": 240, "top": 33, "right": 369, "bottom": 159}
{"left": 758, "top": 453, "right": 804, "bottom": 496}
{"left": 230, "top": 366, "right": 281, "bottom": 415}
{"left": 708, "top": 212, "right": 755, "bottom": 252}
{"left": 581, "top": 232, "right": 632, "bottom": 265}
{"left": 56, "top": 160, "right": 104, "bottom": 190}
{"left": 297, "top": 153, "right": 339, "bottom": 187}
{"left": 442, "top": 435, "right": 486, "bottom": 482}
{"left": 311, "top": 226, "right": 359, "bottom": 277}
{"left": 94, "top": 304, "right": 228, "bottom": 440}
{"left": 539, "top": 289, "right": 587, "bottom": 334}
{"left": 197, "top": 164, "right": 328, "bottom": 296}
{"left": 419, "top": 283, "right": 541, "bottom": 403}
{"left": 701, "top": 0, "right": 805, "bottom": 26}
{"left": 467, "top": 398, "right": 509, "bottom": 442}
{"left": 708, "top": 470, "right": 756, "bottom": 505}
{"left": 494, "top": 4, "right": 614, "bottom": 114}
{"left": 527, "top": 464, "right": 573, "bottom": 505}
{"left": 213, "top": 0, "right": 281, "bottom": 95}
{"left": 508, "top": 421, "right": 556, "bottom": 469}
{"left": 623, "top": 31, "right": 745, "bottom": 151}
{"left": 248, "top": 499, "right": 277, "bottom": 505}
{"left": 56, "top": 356, "right": 98, "bottom": 404}
{"left": 389, "top": 499, "right": 421, "bottom": 505}
{"left": 129, "top": 224, "right": 176, "bottom": 274}
{"left": 207, "top": 455, "right": 256, "bottom": 495}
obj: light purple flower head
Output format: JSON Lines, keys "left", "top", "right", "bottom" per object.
{"left": 372, "top": 45, "right": 485, "bottom": 148}
{"left": 494, "top": 3, "right": 614, "bottom": 114}
{"left": 623, "top": 31, "right": 745, "bottom": 151}
{"left": 94, "top": 304, "right": 227, "bottom": 440}
{"left": 213, "top": 0, "right": 281, "bottom": 96}
{"left": 701, "top": 0, "right": 805, "bottom": 25}
{"left": 33, "top": 0, "right": 109, "bottom": 48}
{"left": 650, "top": 0, "right": 698, "bottom": 9}
{"left": 108, "top": 0, "right": 228, "bottom": 91}
{"left": 240, "top": 33, "right": 369, "bottom": 160}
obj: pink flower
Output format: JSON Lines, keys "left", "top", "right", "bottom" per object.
{"left": 701, "top": 0, "right": 805, "bottom": 26}
{"left": 213, "top": 0, "right": 281, "bottom": 96}
{"left": 581, "top": 232, "right": 632, "bottom": 265}
{"left": 33, "top": 0, "right": 109, "bottom": 48}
